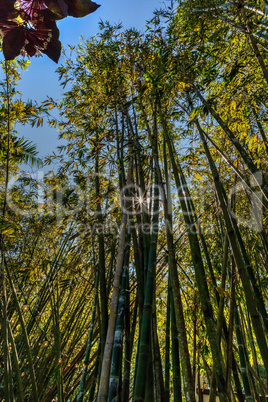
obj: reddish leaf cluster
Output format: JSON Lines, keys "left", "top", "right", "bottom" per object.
{"left": 0, "top": 0, "right": 100, "bottom": 63}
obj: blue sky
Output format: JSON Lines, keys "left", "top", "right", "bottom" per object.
{"left": 17, "top": 0, "right": 167, "bottom": 166}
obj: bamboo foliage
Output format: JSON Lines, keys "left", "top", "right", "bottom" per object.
{"left": 1, "top": 2, "right": 268, "bottom": 400}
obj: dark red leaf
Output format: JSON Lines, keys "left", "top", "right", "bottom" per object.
{"left": 33, "top": 10, "right": 61, "bottom": 62}
{"left": 64, "top": 0, "right": 100, "bottom": 18}
{"left": 0, "top": 0, "right": 17, "bottom": 20}
{"left": 45, "top": 0, "right": 68, "bottom": 19}
{"left": 41, "top": 33, "right": 61, "bottom": 63}
{"left": 2, "top": 27, "right": 25, "bottom": 60}
{"left": 32, "top": 8, "right": 58, "bottom": 29}
{"left": 25, "top": 42, "right": 37, "bottom": 57}
{"left": 19, "top": 0, "right": 46, "bottom": 18}
{"left": 40, "top": 22, "right": 61, "bottom": 62}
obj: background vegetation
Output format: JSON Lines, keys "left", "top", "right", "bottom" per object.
{"left": 1, "top": 1, "right": 268, "bottom": 401}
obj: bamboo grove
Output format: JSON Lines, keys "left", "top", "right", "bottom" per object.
{"left": 1, "top": 0, "right": 268, "bottom": 400}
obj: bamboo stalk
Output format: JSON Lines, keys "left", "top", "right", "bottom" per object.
{"left": 97, "top": 156, "right": 132, "bottom": 401}
{"left": 164, "top": 275, "right": 171, "bottom": 402}
{"left": 133, "top": 166, "right": 160, "bottom": 401}
{"left": 108, "top": 231, "right": 131, "bottom": 401}
{"left": 77, "top": 272, "right": 99, "bottom": 401}
{"left": 158, "top": 100, "right": 230, "bottom": 402}
{"left": 5, "top": 261, "right": 39, "bottom": 401}
{"left": 195, "top": 119, "right": 268, "bottom": 376}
